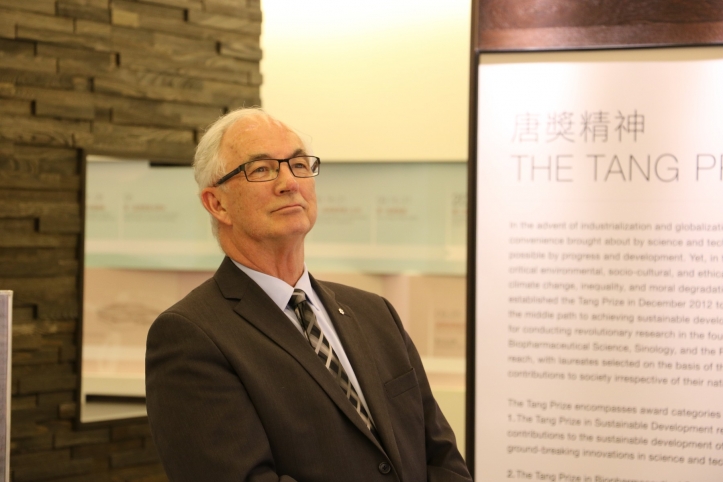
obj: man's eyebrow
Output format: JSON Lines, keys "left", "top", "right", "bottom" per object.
{"left": 247, "top": 149, "right": 306, "bottom": 161}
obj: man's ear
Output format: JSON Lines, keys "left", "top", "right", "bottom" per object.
{"left": 200, "top": 187, "right": 232, "bottom": 226}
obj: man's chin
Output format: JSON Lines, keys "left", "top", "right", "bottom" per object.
{"left": 271, "top": 220, "right": 313, "bottom": 239}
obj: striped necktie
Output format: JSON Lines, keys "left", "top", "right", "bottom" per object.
{"left": 289, "top": 289, "right": 374, "bottom": 431}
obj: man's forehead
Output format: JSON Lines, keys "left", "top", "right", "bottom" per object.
{"left": 221, "top": 116, "right": 303, "bottom": 158}
{"left": 232, "top": 114, "right": 276, "bottom": 132}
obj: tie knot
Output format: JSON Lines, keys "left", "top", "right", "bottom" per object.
{"left": 289, "top": 289, "right": 307, "bottom": 309}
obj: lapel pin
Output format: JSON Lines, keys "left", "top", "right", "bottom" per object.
{"left": 338, "top": 308, "right": 345, "bottom": 315}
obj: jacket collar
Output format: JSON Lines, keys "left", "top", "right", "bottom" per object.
{"left": 310, "top": 276, "right": 403, "bottom": 472}
{"left": 213, "top": 257, "right": 399, "bottom": 465}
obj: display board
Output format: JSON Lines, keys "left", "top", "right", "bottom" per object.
{"left": 0, "top": 291, "right": 11, "bottom": 482}
{"left": 472, "top": 47, "right": 723, "bottom": 482}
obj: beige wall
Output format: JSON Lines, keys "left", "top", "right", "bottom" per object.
{"left": 260, "top": 0, "right": 471, "bottom": 162}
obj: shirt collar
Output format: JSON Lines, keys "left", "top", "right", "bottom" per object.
{"left": 231, "top": 259, "right": 316, "bottom": 310}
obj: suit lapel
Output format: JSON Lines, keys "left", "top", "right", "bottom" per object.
{"left": 213, "top": 258, "right": 383, "bottom": 447}
{"left": 311, "top": 277, "right": 403, "bottom": 470}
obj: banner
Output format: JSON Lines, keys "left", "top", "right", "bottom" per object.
{"left": 474, "top": 48, "right": 723, "bottom": 482}
{"left": 0, "top": 291, "right": 11, "bottom": 482}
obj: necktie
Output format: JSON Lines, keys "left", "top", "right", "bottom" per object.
{"left": 289, "top": 289, "right": 374, "bottom": 431}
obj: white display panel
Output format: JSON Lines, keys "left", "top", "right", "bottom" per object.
{"left": 85, "top": 160, "right": 466, "bottom": 274}
{"left": 0, "top": 291, "right": 11, "bottom": 482}
{"left": 474, "top": 48, "right": 723, "bottom": 482}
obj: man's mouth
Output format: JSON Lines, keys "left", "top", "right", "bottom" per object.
{"left": 273, "top": 203, "right": 302, "bottom": 213}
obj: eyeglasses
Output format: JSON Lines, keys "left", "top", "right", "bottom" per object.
{"left": 214, "top": 156, "right": 321, "bottom": 186}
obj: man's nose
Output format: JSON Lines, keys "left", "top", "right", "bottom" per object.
{"left": 276, "top": 161, "right": 299, "bottom": 191}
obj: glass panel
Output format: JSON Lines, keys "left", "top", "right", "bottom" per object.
{"left": 81, "top": 157, "right": 220, "bottom": 423}
{"left": 81, "top": 157, "right": 467, "bottom": 427}
{"left": 308, "top": 162, "right": 467, "bottom": 274}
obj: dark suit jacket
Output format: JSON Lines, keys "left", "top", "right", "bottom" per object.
{"left": 146, "top": 257, "right": 472, "bottom": 482}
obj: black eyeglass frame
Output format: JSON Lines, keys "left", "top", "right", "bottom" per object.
{"left": 214, "top": 156, "right": 321, "bottom": 186}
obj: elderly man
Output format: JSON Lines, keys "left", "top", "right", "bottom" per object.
{"left": 145, "top": 108, "right": 472, "bottom": 482}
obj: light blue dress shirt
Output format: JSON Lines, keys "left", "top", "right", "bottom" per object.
{"left": 231, "top": 260, "right": 372, "bottom": 418}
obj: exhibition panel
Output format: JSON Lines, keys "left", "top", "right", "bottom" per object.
{"left": 470, "top": 47, "right": 723, "bottom": 482}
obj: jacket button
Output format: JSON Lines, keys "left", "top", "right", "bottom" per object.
{"left": 378, "top": 462, "right": 391, "bottom": 474}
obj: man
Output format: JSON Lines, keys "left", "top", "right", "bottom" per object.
{"left": 145, "top": 108, "right": 472, "bottom": 482}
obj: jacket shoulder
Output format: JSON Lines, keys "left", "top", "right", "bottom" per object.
{"left": 316, "top": 279, "right": 384, "bottom": 303}
{"left": 315, "top": 279, "right": 398, "bottom": 321}
{"left": 159, "top": 277, "right": 224, "bottom": 322}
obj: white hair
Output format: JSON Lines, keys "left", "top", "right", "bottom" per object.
{"left": 193, "top": 107, "right": 311, "bottom": 238}
{"left": 195, "top": 107, "right": 268, "bottom": 192}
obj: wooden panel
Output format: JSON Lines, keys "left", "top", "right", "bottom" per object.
{"left": 96, "top": 94, "right": 222, "bottom": 129}
{"left": 94, "top": 68, "right": 258, "bottom": 106}
{"left": 57, "top": 0, "right": 111, "bottom": 23}
{"left": 110, "top": 24, "right": 155, "bottom": 50}
{"left": 219, "top": 40, "right": 263, "bottom": 61}
{"left": 11, "top": 145, "right": 80, "bottom": 174}
{"left": 111, "top": 0, "right": 186, "bottom": 21}
{"left": 0, "top": 172, "right": 80, "bottom": 191}
{"left": 0, "top": 232, "right": 78, "bottom": 248}
{"left": 17, "top": 372, "right": 78, "bottom": 395}
{"left": 475, "top": 0, "right": 723, "bottom": 50}
{"left": 187, "top": 10, "right": 261, "bottom": 34}
{"left": 204, "top": 0, "right": 260, "bottom": 18}
{"left": 0, "top": 98, "right": 32, "bottom": 115}
{"left": 36, "top": 43, "right": 117, "bottom": 75}
{"left": 136, "top": 0, "right": 202, "bottom": 8}
{"left": 36, "top": 101, "right": 96, "bottom": 121}
{"left": 151, "top": 31, "right": 217, "bottom": 58}
{"left": 74, "top": 18, "right": 112, "bottom": 39}
{"left": 0, "top": 258, "right": 78, "bottom": 278}
{"left": 71, "top": 438, "right": 143, "bottom": 459}
{"left": 14, "top": 86, "right": 94, "bottom": 107}
{"left": 111, "top": 424, "right": 152, "bottom": 440}
{"left": 16, "top": 26, "right": 112, "bottom": 51}
{"left": 0, "top": 276, "right": 77, "bottom": 304}
{"left": 0, "top": 200, "right": 78, "bottom": 218}
{"left": 109, "top": 463, "right": 168, "bottom": 481}
{"left": 0, "top": 8, "right": 76, "bottom": 33}
{"left": 38, "top": 214, "right": 82, "bottom": 233}
{"left": 110, "top": 444, "right": 160, "bottom": 469}
{"left": 0, "top": 218, "right": 35, "bottom": 233}
{"left": 13, "top": 347, "right": 60, "bottom": 366}
{"left": 0, "top": 81, "right": 14, "bottom": 96}
{"left": 136, "top": 12, "right": 259, "bottom": 46}
{"left": 0, "top": 67, "right": 90, "bottom": 91}
{"left": 0, "top": 191, "right": 77, "bottom": 203}
{"left": 0, "top": 0, "right": 56, "bottom": 15}
{"left": 0, "top": 37, "right": 33, "bottom": 54}
{"left": 0, "top": 115, "right": 90, "bottom": 147}
{"left": 36, "top": 301, "right": 79, "bottom": 321}
{"left": 90, "top": 121, "right": 196, "bottom": 159}
{"left": 55, "top": 429, "right": 110, "bottom": 448}
{"left": 0, "top": 50, "right": 56, "bottom": 73}
{"left": 92, "top": 121, "right": 194, "bottom": 144}
{"left": 0, "top": 15, "right": 13, "bottom": 38}
{"left": 0, "top": 247, "right": 77, "bottom": 263}
{"left": 119, "top": 49, "right": 257, "bottom": 84}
